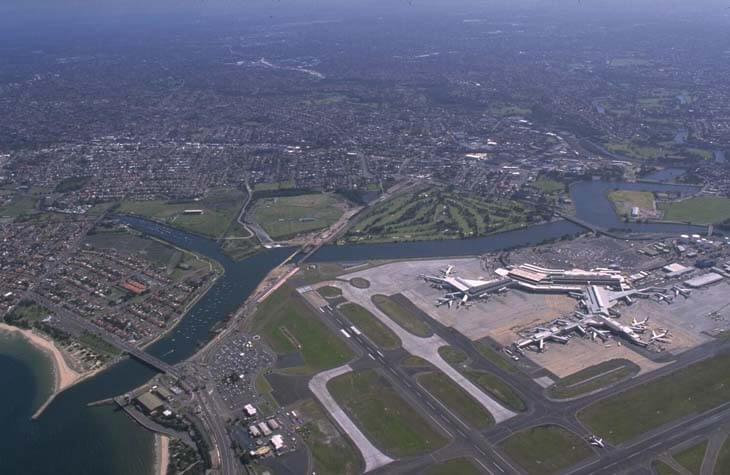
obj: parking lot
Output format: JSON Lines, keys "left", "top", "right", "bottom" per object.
{"left": 209, "top": 334, "right": 274, "bottom": 412}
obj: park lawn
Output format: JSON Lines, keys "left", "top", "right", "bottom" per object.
{"left": 662, "top": 196, "right": 730, "bottom": 224}
{"left": 463, "top": 369, "right": 526, "bottom": 412}
{"left": 534, "top": 177, "right": 566, "bottom": 194}
{"left": 328, "top": 369, "right": 449, "bottom": 457}
{"left": 685, "top": 148, "right": 713, "bottom": 161}
{"left": 423, "top": 457, "right": 481, "bottom": 475}
{"left": 339, "top": 303, "right": 401, "bottom": 349}
{"left": 371, "top": 294, "right": 433, "bottom": 337}
{"left": 578, "top": 353, "right": 730, "bottom": 444}
{"left": 76, "top": 330, "right": 122, "bottom": 356}
{"left": 220, "top": 234, "right": 260, "bottom": 261}
{"left": 297, "top": 399, "right": 362, "bottom": 475}
{"left": 438, "top": 345, "right": 468, "bottom": 365}
{"left": 250, "top": 286, "right": 353, "bottom": 374}
{"left": 608, "top": 190, "right": 655, "bottom": 216}
{"left": 673, "top": 440, "right": 708, "bottom": 474}
{"left": 84, "top": 230, "right": 178, "bottom": 267}
{"left": 548, "top": 359, "right": 638, "bottom": 399}
{"left": 604, "top": 140, "right": 667, "bottom": 160}
{"left": 253, "top": 193, "right": 344, "bottom": 240}
{"left": 4, "top": 301, "right": 50, "bottom": 326}
{"left": 0, "top": 194, "right": 38, "bottom": 217}
{"left": 500, "top": 425, "right": 593, "bottom": 474}
{"left": 418, "top": 371, "right": 494, "bottom": 429}
{"left": 488, "top": 103, "right": 532, "bottom": 117}
{"left": 317, "top": 286, "right": 342, "bottom": 299}
{"left": 253, "top": 180, "right": 296, "bottom": 192}
{"left": 118, "top": 188, "right": 245, "bottom": 238}
{"left": 715, "top": 436, "right": 730, "bottom": 474}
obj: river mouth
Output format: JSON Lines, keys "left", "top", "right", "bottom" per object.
{"left": 0, "top": 216, "right": 293, "bottom": 475}
{"left": 0, "top": 181, "right": 711, "bottom": 475}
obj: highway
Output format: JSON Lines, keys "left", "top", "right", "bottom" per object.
{"left": 30, "top": 292, "right": 182, "bottom": 378}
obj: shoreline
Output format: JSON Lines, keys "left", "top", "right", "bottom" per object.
{"left": 154, "top": 434, "right": 170, "bottom": 475}
{"left": 0, "top": 322, "right": 101, "bottom": 419}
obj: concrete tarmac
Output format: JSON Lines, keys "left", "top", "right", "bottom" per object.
{"left": 308, "top": 364, "right": 395, "bottom": 473}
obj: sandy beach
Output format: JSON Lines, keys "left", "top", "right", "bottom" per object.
{"left": 0, "top": 323, "right": 84, "bottom": 417}
{"left": 155, "top": 434, "right": 170, "bottom": 475}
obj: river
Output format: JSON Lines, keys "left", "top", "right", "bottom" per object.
{"left": 0, "top": 216, "right": 293, "bottom": 475}
{"left": 0, "top": 181, "right": 713, "bottom": 474}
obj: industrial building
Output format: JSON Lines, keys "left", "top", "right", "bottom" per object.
{"left": 136, "top": 392, "right": 165, "bottom": 414}
{"left": 685, "top": 273, "right": 724, "bottom": 288}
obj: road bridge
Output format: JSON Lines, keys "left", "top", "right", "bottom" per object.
{"left": 30, "top": 292, "right": 182, "bottom": 380}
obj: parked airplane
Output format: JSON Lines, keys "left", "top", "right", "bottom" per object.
{"left": 589, "top": 435, "right": 605, "bottom": 448}
{"left": 650, "top": 329, "right": 672, "bottom": 344}
{"left": 630, "top": 317, "right": 649, "bottom": 332}
{"left": 440, "top": 265, "right": 455, "bottom": 277}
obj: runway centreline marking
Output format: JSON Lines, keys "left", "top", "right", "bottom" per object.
{"left": 427, "top": 413, "right": 454, "bottom": 439}
{"left": 475, "top": 458, "right": 494, "bottom": 475}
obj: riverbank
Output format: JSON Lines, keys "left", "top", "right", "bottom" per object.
{"left": 0, "top": 322, "right": 91, "bottom": 418}
{"left": 154, "top": 434, "right": 169, "bottom": 475}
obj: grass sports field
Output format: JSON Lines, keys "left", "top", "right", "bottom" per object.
{"left": 500, "top": 425, "right": 593, "bottom": 474}
{"left": 534, "top": 176, "right": 566, "bottom": 194}
{"left": 118, "top": 188, "right": 245, "bottom": 238}
{"left": 604, "top": 140, "right": 667, "bottom": 160}
{"left": 252, "top": 193, "right": 344, "bottom": 240}
{"left": 578, "top": 353, "right": 730, "bottom": 443}
{"left": 344, "top": 186, "right": 532, "bottom": 243}
{"left": 608, "top": 190, "right": 655, "bottom": 216}
{"left": 328, "top": 369, "right": 448, "bottom": 457}
{"left": 661, "top": 196, "right": 730, "bottom": 224}
{"left": 0, "top": 194, "right": 38, "bottom": 217}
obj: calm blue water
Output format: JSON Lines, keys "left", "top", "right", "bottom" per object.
{"left": 640, "top": 168, "right": 686, "bottom": 182}
{"left": 569, "top": 180, "right": 706, "bottom": 233}
{"left": 0, "top": 218, "right": 292, "bottom": 475}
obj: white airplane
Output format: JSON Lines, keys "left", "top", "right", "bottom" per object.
{"left": 440, "top": 265, "right": 455, "bottom": 277}
{"left": 589, "top": 435, "right": 605, "bottom": 448}
{"left": 589, "top": 328, "right": 611, "bottom": 342}
{"left": 631, "top": 317, "right": 649, "bottom": 333}
{"left": 650, "top": 329, "right": 672, "bottom": 343}
{"left": 632, "top": 317, "right": 649, "bottom": 326}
